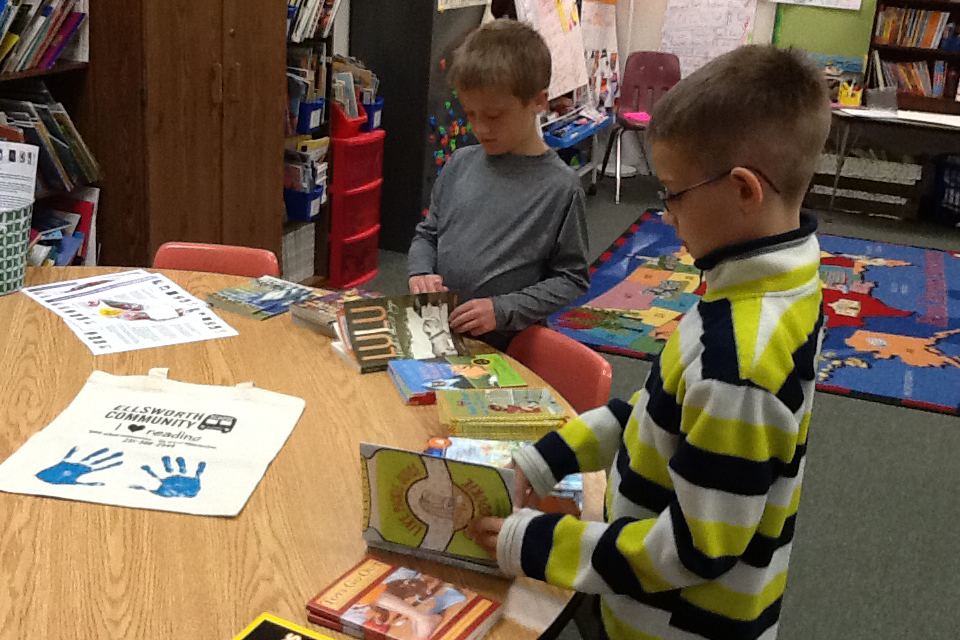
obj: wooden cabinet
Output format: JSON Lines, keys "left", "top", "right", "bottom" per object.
{"left": 74, "top": 0, "right": 286, "bottom": 267}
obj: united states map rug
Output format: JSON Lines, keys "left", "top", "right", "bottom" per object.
{"left": 548, "top": 210, "right": 960, "bottom": 415}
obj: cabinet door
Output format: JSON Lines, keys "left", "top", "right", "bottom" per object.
{"left": 143, "top": 0, "right": 225, "bottom": 255}
{"left": 221, "top": 0, "right": 285, "bottom": 260}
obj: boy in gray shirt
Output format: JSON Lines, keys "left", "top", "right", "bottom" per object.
{"left": 408, "top": 19, "right": 590, "bottom": 350}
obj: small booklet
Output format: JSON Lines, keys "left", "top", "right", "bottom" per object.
{"left": 424, "top": 436, "right": 583, "bottom": 516}
{"left": 436, "top": 388, "right": 568, "bottom": 441}
{"left": 234, "top": 612, "right": 334, "bottom": 639}
{"left": 290, "top": 286, "right": 380, "bottom": 338}
{"left": 388, "top": 354, "right": 526, "bottom": 405}
{"left": 341, "top": 293, "right": 468, "bottom": 373}
{"left": 206, "top": 276, "right": 317, "bottom": 320}
{"left": 360, "top": 443, "right": 513, "bottom": 574}
{"left": 307, "top": 556, "right": 502, "bottom": 640}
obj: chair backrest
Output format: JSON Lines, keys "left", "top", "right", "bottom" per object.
{"left": 507, "top": 325, "right": 613, "bottom": 414}
{"left": 618, "top": 51, "right": 682, "bottom": 114}
{"left": 152, "top": 242, "right": 281, "bottom": 278}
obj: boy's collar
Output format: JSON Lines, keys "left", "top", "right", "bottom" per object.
{"left": 693, "top": 211, "right": 818, "bottom": 271}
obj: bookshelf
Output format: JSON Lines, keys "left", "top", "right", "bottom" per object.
{"left": 869, "top": 0, "right": 960, "bottom": 113}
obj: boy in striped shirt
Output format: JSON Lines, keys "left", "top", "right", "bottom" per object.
{"left": 472, "top": 45, "right": 831, "bottom": 639}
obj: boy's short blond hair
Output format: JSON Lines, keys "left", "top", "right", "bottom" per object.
{"left": 648, "top": 45, "right": 831, "bottom": 206}
{"left": 449, "top": 19, "right": 551, "bottom": 102}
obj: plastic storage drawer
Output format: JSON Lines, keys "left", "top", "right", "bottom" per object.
{"left": 331, "top": 179, "right": 382, "bottom": 241}
{"left": 328, "top": 224, "right": 379, "bottom": 289}
{"left": 331, "top": 129, "right": 385, "bottom": 192}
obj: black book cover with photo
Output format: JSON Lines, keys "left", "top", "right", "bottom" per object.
{"left": 341, "top": 292, "right": 468, "bottom": 373}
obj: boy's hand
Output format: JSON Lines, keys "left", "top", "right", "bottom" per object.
{"left": 409, "top": 274, "right": 448, "bottom": 294}
{"left": 449, "top": 298, "right": 496, "bottom": 335}
{"left": 469, "top": 517, "right": 503, "bottom": 561}
{"left": 511, "top": 463, "right": 541, "bottom": 509}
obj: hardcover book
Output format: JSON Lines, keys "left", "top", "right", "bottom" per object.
{"left": 387, "top": 354, "right": 526, "bottom": 405}
{"left": 360, "top": 443, "right": 513, "bottom": 574}
{"left": 307, "top": 556, "right": 502, "bottom": 640}
{"left": 206, "top": 276, "right": 317, "bottom": 320}
{"left": 435, "top": 389, "right": 568, "bottom": 440}
{"left": 341, "top": 293, "right": 467, "bottom": 373}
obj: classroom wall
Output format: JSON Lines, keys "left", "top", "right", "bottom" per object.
{"left": 774, "top": 0, "right": 876, "bottom": 58}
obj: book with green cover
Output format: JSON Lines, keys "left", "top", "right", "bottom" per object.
{"left": 387, "top": 354, "right": 526, "bottom": 405}
{"left": 436, "top": 388, "right": 568, "bottom": 440}
{"left": 360, "top": 442, "right": 513, "bottom": 574}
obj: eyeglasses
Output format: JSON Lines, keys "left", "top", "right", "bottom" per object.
{"left": 657, "top": 166, "right": 781, "bottom": 211}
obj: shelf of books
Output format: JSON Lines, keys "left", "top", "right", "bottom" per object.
{"left": 869, "top": 2, "right": 960, "bottom": 113}
{"left": 0, "top": 0, "right": 97, "bottom": 268}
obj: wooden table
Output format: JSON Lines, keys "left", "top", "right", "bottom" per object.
{"left": 0, "top": 267, "right": 600, "bottom": 639}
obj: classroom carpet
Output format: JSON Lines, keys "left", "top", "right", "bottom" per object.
{"left": 548, "top": 209, "right": 960, "bottom": 416}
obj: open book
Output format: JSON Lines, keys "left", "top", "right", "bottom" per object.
{"left": 360, "top": 443, "right": 513, "bottom": 575}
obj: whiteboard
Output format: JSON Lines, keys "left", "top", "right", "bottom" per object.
{"left": 515, "top": 0, "right": 590, "bottom": 99}
{"left": 660, "top": 0, "right": 759, "bottom": 77}
{"left": 775, "top": 0, "right": 861, "bottom": 10}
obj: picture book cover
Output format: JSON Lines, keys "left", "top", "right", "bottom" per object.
{"left": 290, "top": 286, "right": 381, "bottom": 337}
{"left": 206, "top": 276, "right": 318, "bottom": 320}
{"left": 360, "top": 443, "right": 513, "bottom": 573}
{"left": 425, "top": 437, "right": 583, "bottom": 516}
{"left": 342, "top": 293, "right": 468, "bottom": 374}
{"left": 307, "top": 556, "right": 502, "bottom": 640}
{"left": 234, "top": 612, "right": 334, "bottom": 640}
{"left": 387, "top": 355, "right": 526, "bottom": 405}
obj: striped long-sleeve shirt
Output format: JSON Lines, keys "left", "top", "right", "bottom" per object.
{"left": 498, "top": 214, "right": 824, "bottom": 640}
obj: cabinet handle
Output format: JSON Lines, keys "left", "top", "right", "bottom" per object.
{"left": 227, "top": 62, "right": 241, "bottom": 103}
{"left": 212, "top": 63, "right": 224, "bottom": 105}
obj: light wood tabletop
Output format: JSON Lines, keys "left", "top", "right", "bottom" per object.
{"left": 0, "top": 267, "right": 603, "bottom": 640}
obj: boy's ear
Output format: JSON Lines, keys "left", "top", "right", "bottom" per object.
{"left": 730, "top": 166, "right": 764, "bottom": 214}
{"left": 531, "top": 89, "right": 549, "bottom": 113}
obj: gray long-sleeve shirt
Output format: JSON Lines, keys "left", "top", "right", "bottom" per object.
{"left": 408, "top": 145, "right": 590, "bottom": 349}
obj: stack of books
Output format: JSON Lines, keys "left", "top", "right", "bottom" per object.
{"left": 436, "top": 388, "right": 569, "bottom": 441}
{"left": 387, "top": 354, "right": 526, "bottom": 405}
{"left": 307, "top": 556, "right": 502, "bottom": 640}
{"left": 27, "top": 186, "right": 97, "bottom": 266}
{"left": 287, "top": 0, "right": 342, "bottom": 43}
{"left": 281, "top": 221, "right": 316, "bottom": 284}
{"left": 873, "top": 8, "right": 952, "bottom": 49}
{"left": 0, "top": 0, "right": 87, "bottom": 74}
{"left": 289, "top": 285, "right": 379, "bottom": 337}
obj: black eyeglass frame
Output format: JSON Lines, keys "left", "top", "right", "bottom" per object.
{"left": 657, "top": 166, "right": 781, "bottom": 211}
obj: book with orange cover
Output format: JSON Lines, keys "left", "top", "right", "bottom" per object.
{"left": 306, "top": 556, "right": 502, "bottom": 640}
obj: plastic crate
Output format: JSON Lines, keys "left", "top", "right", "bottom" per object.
{"left": 331, "top": 100, "right": 367, "bottom": 138}
{"left": 284, "top": 186, "right": 325, "bottom": 222}
{"left": 360, "top": 97, "right": 384, "bottom": 132}
{"left": 331, "top": 178, "right": 382, "bottom": 241}
{"left": 296, "top": 98, "right": 325, "bottom": 134}
{"left": 328, "top": 224, "right": 379, "bottom": 288}
{"left": 331, "top": 129, "right": 385, "bottom": 192}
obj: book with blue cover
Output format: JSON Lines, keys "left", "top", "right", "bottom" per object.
{"left": 206, "top": 276, "right": 318, "bottom": 320}
{"left": 388, "top": 354, "right": 526, "bottom": 405}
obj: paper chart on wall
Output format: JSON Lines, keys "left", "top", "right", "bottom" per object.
{"left": 660, "top": 0, "right": 759, "bottom": 77}
{"left": 516, "top": 0, "right": 589, "bottom": 99}
{"left": 581, "top": 0, "right": 619, "bottom": 110}
{"left": 774, "top": 0, "right": 861, "bottom": 10}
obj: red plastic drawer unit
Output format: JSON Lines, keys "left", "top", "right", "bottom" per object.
{"left": 331, "top": 179, "right": 382, "bottom": 241}
{"left": 331, "top": 129, "right": 385, "bottom": 192}
{"left": 328, "top": 224, "right": 380, "bottom": 289}
{"left": 331, "top": 100, "right": 367, "bottom": 138}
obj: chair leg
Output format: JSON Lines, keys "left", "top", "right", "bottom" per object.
{"left": 637, "top": 130, "right": 652, "bottom": 176}
{"left": 598, "top": 127, "right": 617, "bottom": 185}
{"left": 615, "top": 129, "right": 623, "bottom": 205}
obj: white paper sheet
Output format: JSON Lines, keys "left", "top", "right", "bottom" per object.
{"left": 0, "top": 140, "right": 38, "bottom": 210}
{"left": 775, "top": 0, "right": 860, "bottom": 9}
{"left": 0, "top": 369, "right": 305, "bottom": 516}
{"left": 581, "top": 0, "right": 619, "bottom": 109}
{"left": 21, "top": 269, "right": 238, "bottom": 354}
{"left": 660, "top": 0, "right": 759, "bottom": 77}
{"left": 516, "top": 0, "right": 589, "bottom": 99}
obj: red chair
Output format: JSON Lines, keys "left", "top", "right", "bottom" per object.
{"left": 507, "top": 325, "right": 613, "bottom": 414}
{"left": 152, "top": 242, "right": 281, "bottom": 278}
{"left": 599, "top": 51, "right": 681, "bottom": 204}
